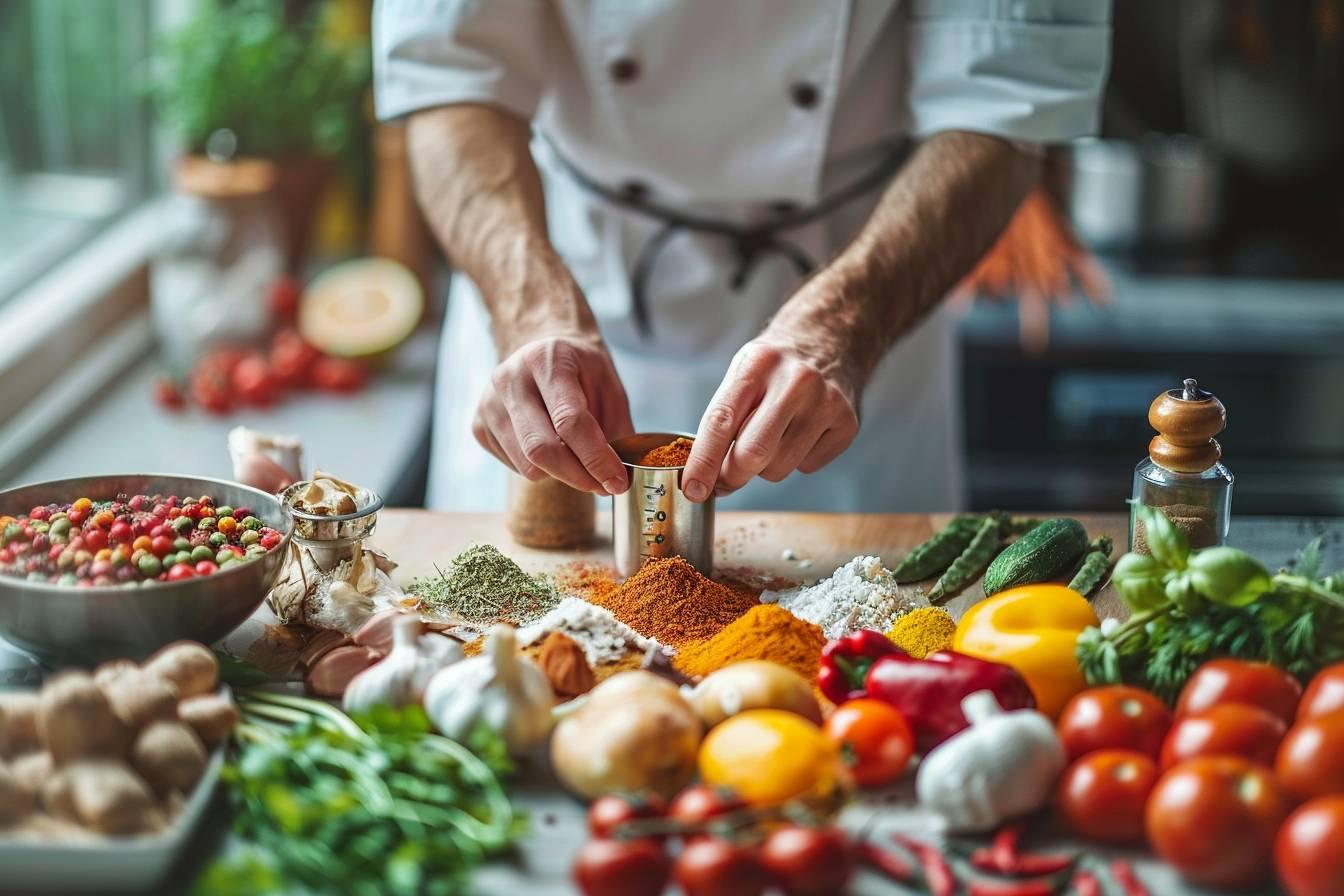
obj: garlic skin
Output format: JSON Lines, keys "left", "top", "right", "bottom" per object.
{"left": 915, "top": 690, "right": 1066, "bottom": 832}
{"left": 343, "top": 615, "right": 462, "bottom": 713}
{"left": 423, "top": 625, "right": 553, "bottom": 756}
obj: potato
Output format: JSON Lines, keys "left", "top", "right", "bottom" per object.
{"left": 130, "top": 721, "right": 207, "bottom": 797}
{"left": 691, "top": 661, "right": 823, "bottom": 729}
{"left": 41, "top": 770, "right": 76, "bottom": 821}
{"left": 9, "top": 751, "right": 52, "bottom": 806}
{"left": 92, "top": 659, "right": 139, "bottom": 691}
{"left": 144, "top": 642, "right": 218, "bottom": 698}
{"left": 38, "top": 672, "right": 130, "bottom": 764}
{"left": 0, "top": 692, "right": 40, "bottom": 757}
{"left": 60, "top": 760, "right": 162, "bottom": 835}
{"left": 101, "top": 667, "right": 179, "bottom": 730}
{"left": 0, "top": 759, "right": 33, "bottom": 825}
{"left": 177, "top": 694, "right": 239, "bottom": 747}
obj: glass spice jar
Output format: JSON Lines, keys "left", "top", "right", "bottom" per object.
{"left": 507, "top": 475, "right": 595, "bottom": 549}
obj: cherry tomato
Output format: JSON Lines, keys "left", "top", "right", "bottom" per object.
{"left": 572, "top": 838, "right": 669, "bottom": 896}
{"left": 270, "top": 328, "right": 321, "bottom": 387}
{"left": 1299, "top": 663, "right": 1344, "bottom": 722}
{"left": 586, "top": 794, "right": 666, "bottom": 839}
{"left": 758, "top": 826, "right": 854, "bottom": 896}
{"left": 674, "top": 838, "right": 767, "bottom": 896}
{"left": 108, "top": 521, "right": 133, "bottom": 544}
{"left": 1056, "top": 749, "right": 1158, "bottom": 844}
{"left": 1160, "top": 703, "right": 1286, "bottom": 768}
{"left": 1176, "top": 658, "right": 1303, "bottom": 724}
{"left": 1276, "top": 796, "right": 1344, "bottom": 896}
{"left": 1057, "top": 685, "right": 1173, "bottom": 761}
{"left": 310, "top": 356, "right": 367, "bottom": 393}
{"left": 1146, "top": 756, "right": 1289, "bottom": 890}
{"left": 668, "top": 786, "right": 747, "bottom": 835}
{"left": 231, "top": 356, "right": 280, "bottom": 407}
{"left": 167, "top": 563, "right": 196, "bottom": 581}
{"left": 82, "top": 528, "right": 108, "bottom": 552}
{"left": 150, "top": 535, "right": 174, "bottom": 558}
{"left": 268, "top": 276, "right": 302, "bottom": 321}
{"left": 193, "top": 560, "right": 219, "bottom": 577}
{"left": 1276, "top": 710, "right": 1344, "bottom": 801}
{"left": 188, "top": 367, "right": 231, "bottom": 414}
{"left": 67, "top": 507, "right": 88, "bottom": 526}
{"left": 152, "top": 376, "right": 186, "bottom": 411}
{"left": 823, "top": 698, "right": 914, "bottom": 787}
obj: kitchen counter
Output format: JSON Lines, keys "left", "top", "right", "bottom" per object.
{"left": 5, "top": 509, "right": 1338, "bottom": 895}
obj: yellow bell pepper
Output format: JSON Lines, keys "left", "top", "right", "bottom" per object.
{"left": 698, "top": 709, "right": 843, "bottom": 806}
{"left": 953, "top": 584, "right": 1098, "bottom": 719}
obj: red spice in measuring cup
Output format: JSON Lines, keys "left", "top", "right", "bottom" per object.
{"left": 637, "top": 437, "right": 693, "bottom": 467}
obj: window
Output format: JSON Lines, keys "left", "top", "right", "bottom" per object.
{"left": 0, "top": 0, "right": 153, "bottom": 305}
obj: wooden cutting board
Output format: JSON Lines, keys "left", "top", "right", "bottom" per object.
{"left": 370, "top": 510, "right": 1130, "bottom": 620}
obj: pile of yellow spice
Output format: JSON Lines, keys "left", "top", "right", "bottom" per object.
{"left": 886, "top": 606, "right": 957, "bottom": 658}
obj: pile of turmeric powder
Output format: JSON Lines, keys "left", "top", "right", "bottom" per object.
{"left": 674, "top": 603, "right": 826, "bottom": 680}
{"left": 886, "top": 606, "right": 957, "bottom": 659}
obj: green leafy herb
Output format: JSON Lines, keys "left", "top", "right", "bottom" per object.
{"left": 196, "top": 692, "right": 523, "bottom": 896}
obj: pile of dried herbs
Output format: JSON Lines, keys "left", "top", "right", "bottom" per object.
{"left": 407, "top": 544, "right": 561, "bottom": 627}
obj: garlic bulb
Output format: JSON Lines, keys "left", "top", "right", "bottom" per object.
{"left": 423, "top": 624, "right": 553, "bottom": 755}
{"left": 343, "top": 615, "right": 463, "bottom": 713}
{"left": 915, "top": 690, "right": 1066, "bottom": 832}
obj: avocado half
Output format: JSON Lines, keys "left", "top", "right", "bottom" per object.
{"left": 298, "top": 258, "right": 424, "bottom": 358}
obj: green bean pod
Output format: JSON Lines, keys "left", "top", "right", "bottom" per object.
{"left": 891, "top": 514, "right": 983, "bottom": 582}
{"left": 927, "top": 516, "right": 1003, "bottom": 603}
{"left": 1068, "top": 536, "right": 1114, "bottom": 597}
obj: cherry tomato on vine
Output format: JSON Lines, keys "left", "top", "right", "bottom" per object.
{"left": 310, "top": 356, "right": 367, "bottom": 393}
{"left": 1276, "top": 710, "right": 1344, "bottom": 801}
{"left": 268, "top": 275, "right": 302, "bottom": 321}
{"left": 758, "top": 826, "right": 854, "bottom": 896}
{"left": 1146, "top": 756, "right": 1289, "bottom": 890}
{"left": 667, "top": 785, "right": 746, "bottom": 836}
{"left": 1176, "top": 659, "right": 1302, "bottom": 724}
{"left": 586, "top": 793, "right": 666, "bottom": 839}
{"left": 823, "top": 698, "right": 914, "bottom": 787}
{"left": 1056, "top": 749, "right": 1158, "bottom": 844}
{"left": 152, "top": 376, "right": 186, "bottom": 411}
{"left": 674, "top": 838, "right": 767, "bottom": 896}
{"left": 1057, "top": 685, "right": 1172, "bottom": 761}
{"left": 1276, "top": 796, "right": 1344, "bottom": 896}
{"left": 1299, "top": 663, "right": 1344, "bottom": 722}
{"left": 572, "top": 838, "right": 669, "bottom": 896}
{"left": 1160, "top": 703, "right": 1286, "bottom": 768}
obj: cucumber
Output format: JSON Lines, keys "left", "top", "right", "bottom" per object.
{"left": 982, "top": 518, "right": 1090, "bottom": 596}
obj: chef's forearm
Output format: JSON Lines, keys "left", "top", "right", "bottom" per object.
{"left": 406, "top": 104, "right": 599, "bottom": 355}
{"left": 770, "top": 131, "right": 1038, "bottom": 385}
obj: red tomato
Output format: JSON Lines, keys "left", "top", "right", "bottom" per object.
{"left": 151, "top": 377, "right": 186, "bottom": 411}
{"left": 1146, "top": 756, "right": 1289, "bottom": 890}
{"left": 270, "top": 328, "right": 321, "bottom": 387}
{"left": 758, "top": 826, "right": 854, "bottom": 896}
{"left": 1057, "top": 686, "right": 1173, "bottom": 761}
{"left": 82, "top": 528, "right": 108, "bottom": 552}
{"left": 823, "top": 698, "right": 914, "bottom": 787}
{"left": 67, "top": 507, "right": 88, "bottom": 526}
{"left": 231, "top": 356, "right": 280, "bottom": 407}
{"left": 188, "top": 367, "right": 231, "bottom": 414}
{"left": 268, "top": 276, "right": 302, "bottom": 321}
{"left": 1276, "top": 796, "right": 1344, "bottom": 896}
{"left": 674, "top": 838, "right": 767, "bottom": 896}
{"left": 108, "top": 521, "right": 133, "bottom": 545}
{"left": 193, "top": 560, "right": 219, "bottom": 577}
{"left": 668, "top": 786, "right": 747, "bottom": 835}
{"left": 1276, "top": 711, "right": 1344, "bottom": 801}
{"left": 167, "top": 563, "right": 195, "bottom": 581}
{"left": 1056, "top": 749, "right": 1158, "bottom": 844}
{"left": 586, "top": 794, "right": 666, "bottom": 839}
{"left": 150, "top": 535, "right": 174, "bottom": 558}
{"left": 1176, "top": 658, "right": 1303, "bottom": 724}
{"left": 572, "top": 838, "right": 669, "bottom": 896}
{"left": 1160, "top": 703, "right": 1286, "bottom": 768}
{"left": 1300, "top": 663, "right": 1344, "bottom": 722}
{"left": 310, "top": 356, "right": 367, "bottom": 393}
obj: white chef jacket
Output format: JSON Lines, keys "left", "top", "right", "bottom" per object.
{"left": 374, "top": 0, "right": 1111, "bottom": 512}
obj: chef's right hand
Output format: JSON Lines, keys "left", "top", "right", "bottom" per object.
{"left": 473, "top": 333, "right": 635, "bottom": 495}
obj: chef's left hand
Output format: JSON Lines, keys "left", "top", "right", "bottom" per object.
{"left": 681, "top": 326, "right": 861, "bottom": 502}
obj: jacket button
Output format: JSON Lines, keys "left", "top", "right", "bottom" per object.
{"left": 790, "top": 82, "right": 820, "bottom": 109}
{"left": 609, "top": 57, "right": 640, "bottom": 83}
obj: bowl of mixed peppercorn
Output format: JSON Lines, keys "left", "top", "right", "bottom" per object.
{"left": 0, "top": 473, "right": 293, "bottom": 664}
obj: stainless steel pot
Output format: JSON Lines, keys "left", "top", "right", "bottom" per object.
{"left": 610, "top": 433, "right": 714, "bottom": 578}
{"left": 1065, "top": 135, "right": 1223, "bottom": 252}
{"left": 0, "top": 474, "right": 293, "bottom": 665}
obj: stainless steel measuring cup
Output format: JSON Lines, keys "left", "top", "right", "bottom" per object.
{"left": 610, "top": 432, "right": 714, "bottom": 578}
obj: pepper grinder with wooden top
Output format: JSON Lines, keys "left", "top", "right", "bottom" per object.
{"left": 1130, "top": 378, "right": 1234, "bottom": 553}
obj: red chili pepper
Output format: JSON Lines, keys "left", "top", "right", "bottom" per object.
{"left": 993, "top": 822, "right": 1024, "bottom": 871}
{"left": 968, "top": 881, "right": 1057, "bottom": 896}
{"left": 1071, "top": 870, "right": 1103, "bottom": 896}
{"left": 892, "top": 834, "right": 957, "bottom": 896}
{"left": 970, "top": 822, "right": 1074, "bottom": 877}
{"left": 817, "top": 629, "right": 902, "bottom": 704}
{"left": 856, "top": 841, "right": 916, "bottom": 883}
{"left": 1109, "top": 860, "right": 1150, "bottom": 896}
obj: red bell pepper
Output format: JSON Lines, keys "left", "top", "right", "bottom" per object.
{"left": 863, "top": 650, "right": 1035, "bottom": 752}
{"left": 816, "top": 629, "right": 903, "bottom": 704}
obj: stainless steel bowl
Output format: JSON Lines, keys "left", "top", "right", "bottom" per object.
{"left": 0, "top": 474, "right": 293, "bottom": 665}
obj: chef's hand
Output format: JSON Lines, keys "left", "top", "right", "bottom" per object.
{"left": 474, "top": 333, "right": 635, "bottom": 495}
{"left": 681, "top": 330, "right": 861, "bottom": 502}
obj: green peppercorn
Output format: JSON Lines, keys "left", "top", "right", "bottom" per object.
{"left": 137, "top": 555, "right": 163, "bottom": 578}
{"left": 241, "top": 516, "right": 262, "bottom": 531}
{"left": 196, "top": 516, "right": 216, "bottom": 532}
{"left": 31, "top": 521, "right": 50, "bottom": 534}
{"left": 48, "top": 518, "right": 71, "bottom": 537}
{"left": 215, "top": 506, "right": 234, "bottom": 520}
{"left": 172, "top": 516, "right": 194, "bottom": 534}
{"left": 190, "top": 545, "right": 214, "bottom": 563}
{"left": 240, "top": 529, "right": 260, "bottom": 546}
{"left": 2, "top": 523, "right": 21, "bottom": 544}
{"left": 173, "top": 537, "right": 192, "bottom": 552}
{"left": 209, "top": 532, "right": 227, "bottom": 546}
{"left": 58, "top": 572, "right": 77, "bottom": 586}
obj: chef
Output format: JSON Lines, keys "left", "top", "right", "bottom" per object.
{"left": 373, "top": 0, "right": 1111, "bottom": 512}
